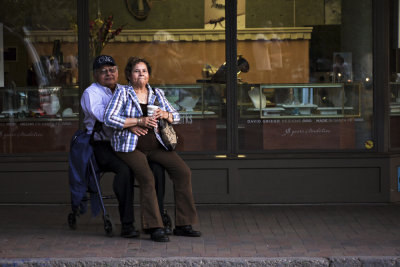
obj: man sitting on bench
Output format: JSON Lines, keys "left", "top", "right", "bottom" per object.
{"left": 81, "top": 55, "right": 170, "bottom": 238}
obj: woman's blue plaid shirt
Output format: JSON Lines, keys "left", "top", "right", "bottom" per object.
{"left": 104, "top": 84, "right": 180, "bottom": 152}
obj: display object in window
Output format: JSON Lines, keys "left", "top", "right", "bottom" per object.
{"left": 0, "top": 86, "right": 79, "bottom": 120}
{"left": 239, "top": 83, "right": 361, "bottom": 119}
{"left": 390, "top": 82, "right": 400, "bottom": 115}
{"left": 156, "top": 84, "right": 223, "bottom": 118}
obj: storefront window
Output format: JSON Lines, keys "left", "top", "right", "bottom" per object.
{"left": 0, "top": 1, "right": 78, "bottom": 154}
{"left": 90, "top": 0, "right": 227, "bottom": 152}
{"left": 390, "top": 0, "right": 400, "bottom": 149}
{"left": 1, "top": 0, "right": 376, "bottom": 155}
{"left": 237, "top": 0, "right": 374, "bottom": 151}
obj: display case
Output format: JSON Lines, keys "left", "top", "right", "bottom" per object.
{"left": 0, "top": 86, "right": 80, "bottom": 153}
{"left": 389, "top": 83, "right": 400, "bottom": 147}
{"left": 153, "top": 83, "right": 226, "bottom": 151}
{"left": 239, "top": 83, "right": 361, "bottom": 118}
{"left": 390, "top": 83, "right": 400, "bottom": 115}
{"left": 0, "top": 86, "right": 80, "bottom": 121}
{"left": 156, "top": 84, "right": 224, "bottom": 119}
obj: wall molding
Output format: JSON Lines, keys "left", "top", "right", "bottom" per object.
{"left": 26, "top": 27, "right": 313, "bottom": 43}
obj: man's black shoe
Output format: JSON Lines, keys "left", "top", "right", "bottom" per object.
{"left": 173, "top": 225, "right": 201, "bottom": 237}
{"left": 148, "top": 227, "right": 170, "bottom": 242}
{"left": 164, "top": 226, "right": 172, "bottom": 235}
{"left": 144, "top": 227, "right": 171, "bottom": 235}
{"left": 121, "top": 225, "right": 140, "bottom": 238}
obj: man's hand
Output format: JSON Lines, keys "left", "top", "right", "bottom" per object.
{"left": 129, "top": 126, "right": 148, "bottom": 136}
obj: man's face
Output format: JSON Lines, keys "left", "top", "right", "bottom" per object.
{"left": 94, "top": 64, "right": 119, "bottom": 89}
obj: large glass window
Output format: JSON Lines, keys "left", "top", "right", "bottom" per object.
{"left": 237, "top": 0, "right": 374, "bottom": 151}
{"left": 0, "top": 1, "right": 78, "bottom": 154}
{"left": 0, "top": 0, "right": 376, "bottom": 155}
{"left": 390, "top": 0, "right": 400, "bottom": 149}
{"left": 90, "top": 0, "right": 227, "bottom": 152}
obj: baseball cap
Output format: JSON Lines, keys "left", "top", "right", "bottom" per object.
{"left": 93, "top": 55, "right": 116, "bottom": 70}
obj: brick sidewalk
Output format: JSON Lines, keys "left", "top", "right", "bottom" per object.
{"left": 1, "top": 204, "right": 400, "bottom": 262}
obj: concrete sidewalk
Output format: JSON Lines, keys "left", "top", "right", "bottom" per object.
{"left": 1, "top": 204, "right": 400, "bottom": 266}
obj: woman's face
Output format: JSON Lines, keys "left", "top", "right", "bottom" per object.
{"left": 130, "top": 62, "right": 149, "bottom": 88}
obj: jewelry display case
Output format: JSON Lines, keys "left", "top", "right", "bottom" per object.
{"left": 156, "top": 84, "right": 224, "bottom": 119}
{"left": 390, "top": 82, "right": 400, "bottom": 115}
{"left": 0, "top": 86, "right": 80, "bottom": 121}
{"left": 155, "top": 83, "right": 226, "bottom": 151}
{"left": 389, "top": 82, "right": 400, "bottom": 147}
{"left": 0, "top": 86, "right": 80, "bottom": 153}
{"left": 239, "top": 83, "right": 361, "bottom": 118}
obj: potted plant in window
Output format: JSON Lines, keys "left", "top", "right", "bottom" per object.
{"left": 89, "top": 14, "right": 124, "bottom": 61}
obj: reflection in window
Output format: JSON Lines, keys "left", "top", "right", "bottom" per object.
{"left": 0, "top": 0, "right": 79, "bottom": 154}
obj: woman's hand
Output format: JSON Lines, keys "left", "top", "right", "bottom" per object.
{"left": 138, "top": 116, "right": 158, "bottom": 128}
{"left": 129, "top": 126, "right": 148, "bottom": 136}
{"left": 153, "top": 108, "right": 163, "bottom": 119}
{"left": 154, "top": 109, "right": 173, "bottom": 123}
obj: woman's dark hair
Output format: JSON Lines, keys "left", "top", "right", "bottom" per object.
{"left": 125, "top": 56, "right": 152, "bottom": 82}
